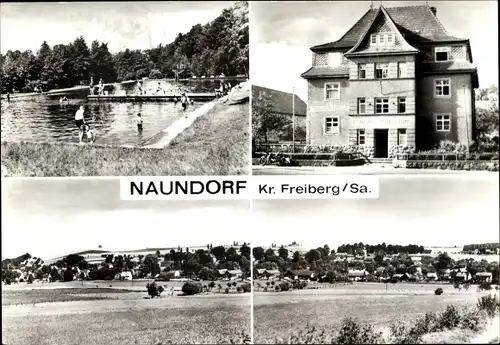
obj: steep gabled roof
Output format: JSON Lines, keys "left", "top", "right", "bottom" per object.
{"left": 345, "top": 6, "right": 418, "bottom": 57}
{"left": 311, "top": 5, "right": 467, "bottom": 53}
{"left": 252, "top": 85, "right": 307, "bottom": 116}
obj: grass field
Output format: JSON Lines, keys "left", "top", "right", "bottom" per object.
{"left": 253, "top": 282, "right": 496, "bottom": 343}
{"left": 1, "top": 102, "right": 249, "bottom": 177}
{"left": 2, "top": 281, "right": 251, "bottom": 344}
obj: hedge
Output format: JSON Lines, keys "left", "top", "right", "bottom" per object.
{"left": 405, "top": 160, "right": 499, "bottom": 171}
{"left": 402, "top": 152, "right": 499, "bottom": 161}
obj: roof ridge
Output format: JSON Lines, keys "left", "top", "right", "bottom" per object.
{"left": 424, "top": 3, "right": 449, "bottom": 35}
{"left": 315, "top": 8, "right": 374, "bottom": 49}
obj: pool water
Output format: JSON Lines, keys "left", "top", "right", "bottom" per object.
{"left": 1, "top": 98, "right": 203, "bottom": 147}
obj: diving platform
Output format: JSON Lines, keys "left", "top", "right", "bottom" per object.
{"left": 87, "top": 93, "right": 216, "bottom": 102}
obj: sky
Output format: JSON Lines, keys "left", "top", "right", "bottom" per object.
{"left": 0, "top": 2, "right": 232, "bottom": 54}
{"left": 2, "top": 178, "right": 251, "bottom": 260}
{"left": 251, "top": 176, "right": 499, "bottom": 250}
{"left": 250, "top": 1, "right": 499, "bottom": 102}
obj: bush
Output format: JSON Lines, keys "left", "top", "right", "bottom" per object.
{"left": 438, "top": 305, "right": 463, "bottom": 330}
{"left": 279, "top": 281, "right": 291, "bottom": 291}
{"left": 477, "top": 295, "right": 499, "bottom": 317}
{"left": 434, "top": 288, "right": 443, "bottom": 295}
{"left": 181, "top": 281, "right": 203, "bottom": 295}
{"left": 240, "top": 283, "right": 251, "bottom": 293}
{"left": 479, "top": 282, "right": 493, "bottom": 291}
{"left": 335, "top": 317, "right": 383, "bottom": 344}
{"left": 224, "top": 287, "right": 230, "bottom": 294}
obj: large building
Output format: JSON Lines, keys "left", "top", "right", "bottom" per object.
{"left": 301, "top": 5, "right": 479, "bottom": 158}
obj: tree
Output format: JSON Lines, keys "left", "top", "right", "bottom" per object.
{"left": 252, "top": 90, "right": 289, "bottom": 149}
{"left": 278, "top": 246, "right": 289, "bottom": 260}
{"left": 65, "top": 254, "right": 84, "bottom": 267}
{"left": 211, "top": 246, "right": 226, "bottom": 261}
{"left": 252, "top": 247, "right": 265, "bottom": 261}
{"left": 142, "top": 254, "right": 160, "bottom": 277}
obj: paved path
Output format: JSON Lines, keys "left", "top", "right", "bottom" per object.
{"left": 142, "top": 101, "right": 216, "bottom": 148}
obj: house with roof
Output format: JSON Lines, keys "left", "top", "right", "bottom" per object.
{"left": 301, "top": 4, "right": 478, "bottom": 158}
{"left": 252, "top": 85, "right": 308, "bottom": 143}
{"left": 348, "top": 270, "right": 368, "bottom": 281}
{"left": 474, "top": 272, "right": 492, "bottom": 283}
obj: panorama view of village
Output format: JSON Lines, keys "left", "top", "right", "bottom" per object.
{"left": 1, "top": 0, "right": 499, "bottom": 345}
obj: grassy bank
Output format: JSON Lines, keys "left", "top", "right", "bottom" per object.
{"left": 260, "top": 295, "right": 499, "bottom": 344}
{"left": 1, "top": 102, "right": 249, "bottom": 176}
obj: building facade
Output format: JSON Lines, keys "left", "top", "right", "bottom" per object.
{"left": 301, "top": 5, "right": 479, "bottom": 158}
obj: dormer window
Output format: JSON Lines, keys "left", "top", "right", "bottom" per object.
{"left": 370, "top": 33, "right": 395, "bottom": 46}
{"left": 435, "top": 47, "right": 450, "bottom": 62}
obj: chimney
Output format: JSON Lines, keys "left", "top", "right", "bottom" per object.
{"left": 430, "top": 6, "right": 437, "bottom": 16}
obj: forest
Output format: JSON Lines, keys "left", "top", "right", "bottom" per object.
{"left": 0, "top": 1, "right": 248, "bottom": 93}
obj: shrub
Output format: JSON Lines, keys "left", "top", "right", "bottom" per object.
{"left": 477, "top": 295, "right": 499, "bottom": 317}
{"left": 181, "top": 281, "right": 203, "bottom": 295}
{"left": 479, "top": 282, "right": 493, "bottom": 291}
{"left": 335, "top": 317, "right": 383, "bottom": 344}
{"left": 434, "top": 288, "right": 443, "bottom": 295}
{"left": 279, "top": 281, "right": 290, "bottom": 291}
{"left": 438, "top": 305, "right": 462, "bottom": 330}
{"left": 224, "top": 287, "right": 230, "bottom": 294}
{"left": 236, "top": 286, "right": 242, "bottom": 293}
{"left": 241, "top": 283, "right": 251, "bottom": 293}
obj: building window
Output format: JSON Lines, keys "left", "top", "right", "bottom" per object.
{"left": 358, "top": 64, "right": 367, "bottom": 79}
{"left": 436, "top": 114, "right": 451, "bottom": 131}
{"left": 398, "top": 97, "right": 406, "bottom": 113}
{"left": 379, "top": 35, "right": 385, "bottom": 45}
{"left": 398, "top": 129, "right": 407, "bottom": 146}
{"left": 435, "top": 47, "right": 450, "bottom": 62}
{"left": 398, "top": 62, "right": 407, "bottom": 78}
{"left": 358, "top": 98, "right": 366, "bottom": 114}
{"left": 375, "top": 98, "right": 389, "bottom": 114}
{"left": 435, "top": 79, "right": 450, "bottom": 97}
{"left": 375, "top": 63, "right": 388, "bottom": 79}
{"left": 324, "top": 116, "right": 340, "bottom": 134}
{"left": 325, "top": 83, "right": 340, "bottom": 100}
{"left": 357, "top": 129, "right": 366, "bottom": 145}
{"left": 386, "top": 33, "right": 394, "bottom": 45}
{"left": 370, "top": 34, "right": 377, "bottom": 44}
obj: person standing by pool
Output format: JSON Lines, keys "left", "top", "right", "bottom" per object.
{"left": 6, "top": 92, "right": 10, "bottom": 102}
{"left": 137, "top": 113, "right": 143, "bottom": 132}
{"left": 98, "top": 79, "right": 104, "bottom": 96}
{"left": 180, "top": 93, "right": 189, "bottom": 111}
{"left": 75, "top": 105, "right": 86, "bottom": 144}
{"left": 155, "top": 82, "right": 163, "bottom": 95}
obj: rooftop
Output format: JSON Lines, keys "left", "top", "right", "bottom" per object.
{"left": 252, "top": 85, "right": 307, "bottom": 116}
{"left": 311, "top": 5, "right": 467, "bottom": 52}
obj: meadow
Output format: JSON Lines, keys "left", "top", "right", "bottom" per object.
{"left": 253, "top": 282, "right": 498, "bottom": 344}
{"left": 1, "top": 102, "right": 249, "bottom": 177}
{"left": 2, "top": 280, "right": 251, "bottom": 345}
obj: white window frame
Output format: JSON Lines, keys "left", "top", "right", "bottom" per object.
{"left": 386, "top": 33, "right": 394, "bottom": 45}
{"left": 435, "top": 46, "right": 450, "bottom": 62}
{"left": 398, "top": 97, "right": 406, "bottom": 113}
{"left": 436, "top": 114, "right": 451, "bottom": 132}
{"left": 375, "top": 98, "right": 389, "bottom": 114}
{"left": 324, "top": 82, "right": 340, "bottom": 100}
{"left": 358, "top": 64, "right": 367, "bottom": 79}
{"left": 357, "top": 129, "right": 366, "bottom": 145}
{"left": 370, "top": 34, "right": 377, "bottom": 45}
{"left": 398, "top": 62, "right": 407, "bottom": 78}
{"left": 375, "top": 63, "right": 389, "bottom": 79}
{"left": 435, "top": 78, "right": 451, "bottom": 98}
{"left": 358, "top": 98, "right": 366, "bottom": 114}
{"left": 397, "top": 129, "right": 407, "bottom": 146}
{"left": 324, "top": 116, "right": 340, "bottom": 135}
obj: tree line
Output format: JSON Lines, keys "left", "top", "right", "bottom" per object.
{"left": 0, "top": 1, "right": 248, "bottom": 94}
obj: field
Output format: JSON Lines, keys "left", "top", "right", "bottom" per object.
{"left": 2, "top": 280, "right": 251, "bottom": 345}
{"left": 253, "top": 282, "right": 496, "bottom": 343}
{"left": 1, "top": 102, "right": 249, "bottom": 177}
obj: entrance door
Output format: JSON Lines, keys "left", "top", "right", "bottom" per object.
{"left": 374, "top": 129, "right": 389, "bottom": 158}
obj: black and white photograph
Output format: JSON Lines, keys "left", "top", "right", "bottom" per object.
{"left": 1, "top": 178, "right": 252, "bottom": 344}
{"left": 251, "top": 1, "right": 498, "bottom": 176}
{"left": 0, "top": 1, "right": 250, "bottom": 177}
{"left": 251, "top": 177, "right": 499, "bottom": 344}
